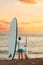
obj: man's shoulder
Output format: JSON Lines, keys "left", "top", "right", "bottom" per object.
{"left": 18, "top": 40, "right": 23, "bottom": 43}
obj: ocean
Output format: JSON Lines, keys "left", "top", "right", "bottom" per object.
{"left": 0, "top": 34, "right": 43, "bottom": 60}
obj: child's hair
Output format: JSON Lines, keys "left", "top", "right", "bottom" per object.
{"left": 18, "top": 37, "right": 21, "bottom": 40}
{"left": 24, "top": 44, "right": 27, "bottom": 47}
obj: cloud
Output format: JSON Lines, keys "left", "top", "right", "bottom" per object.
{"left": 0, "top": 20, "right": 10, "bottom": 33}
{"left": 19, "top": 0, "right": 38, "bottom": 4}
{"left": 3, "top": 21, "right": 10, "bottom": 24}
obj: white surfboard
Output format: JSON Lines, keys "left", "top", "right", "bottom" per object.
{"left": 8, "top": 18, "right": 17, "bottom": 60}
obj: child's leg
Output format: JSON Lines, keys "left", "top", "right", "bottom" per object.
{"left": 25, "top": 55, "right": 28, "bottom": 59}
{"left": 23, "top": 54, "right": 28, "bottom": 59}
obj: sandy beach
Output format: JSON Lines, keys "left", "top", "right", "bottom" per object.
{"left": 0, "top": 58, "right": 43, "bottom": 65}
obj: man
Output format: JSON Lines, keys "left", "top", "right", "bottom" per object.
{"left": 18, "top": 37, "right": 23, "bottom": 59}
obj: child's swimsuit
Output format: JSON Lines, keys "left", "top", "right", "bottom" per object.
{"left": 24, "top": 47, "right": 28, "bottom": 55}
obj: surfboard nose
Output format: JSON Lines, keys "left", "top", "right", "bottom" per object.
{"left": 12, "top": 17, "right": 17, "bottom": 22}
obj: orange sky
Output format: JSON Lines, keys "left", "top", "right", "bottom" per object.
{"left": 19, "top": 0, "right": 38, "bottom": 4}
{"left": 0, "top": 0, "right": 43, "bottom": 34}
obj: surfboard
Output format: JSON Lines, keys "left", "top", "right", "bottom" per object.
{"left": 8, "top": 17, "right": 17, "bottom": 60}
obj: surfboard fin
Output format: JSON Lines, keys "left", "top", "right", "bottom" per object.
{"left": 8, "top": 54, "right": 12, "bottom": 58}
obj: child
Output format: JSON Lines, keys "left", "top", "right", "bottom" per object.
{"left": 18, "top": 37, "right": 23, "bottom": 59}
{"left": 23, "top": 43, "right": 28, "bottom": 59}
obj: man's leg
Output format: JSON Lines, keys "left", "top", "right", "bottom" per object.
{"left": 18, "top": 53, "right": 20, "bottom": 59}
{"left": 21, "top": 53, "right": 23, "bottom": 59}
{"left": 20, "top": 53, "right": 23, "bottom": 59}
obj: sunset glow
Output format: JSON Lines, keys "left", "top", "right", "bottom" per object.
{"left": 19, "top": 0, "right": 38, "bottom": 4}
{"left": 0, "top": 0, "right": 43, "bottom": 34}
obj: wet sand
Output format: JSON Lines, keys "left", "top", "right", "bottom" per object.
{"left": 0, "top": 58, "right": 43, "bottom": 65}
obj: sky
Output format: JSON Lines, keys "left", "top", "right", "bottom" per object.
{"left": 0, "top": 0, "right": 43, "bottom": 34}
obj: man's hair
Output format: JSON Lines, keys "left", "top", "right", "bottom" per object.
{"left": 18, "top": 37, "right": 21, "bottom": 40}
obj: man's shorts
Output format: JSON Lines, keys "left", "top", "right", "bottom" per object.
{"left": 18, "top": 49, "right": 24, "bottom": 53}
